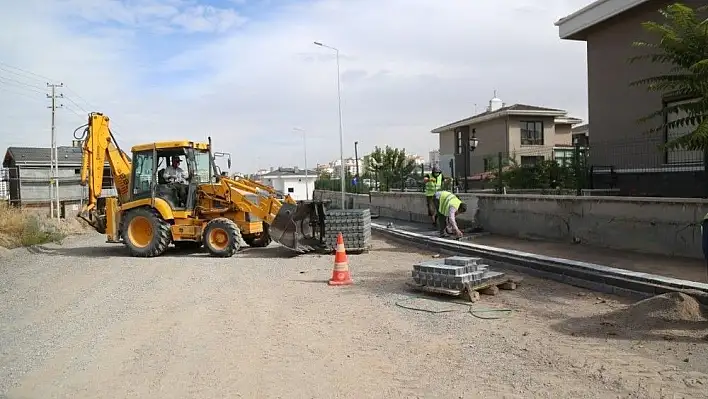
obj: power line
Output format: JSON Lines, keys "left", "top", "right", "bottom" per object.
{"left": 0, "top": 61, "right": 56, "bottom": 83}
{"left": 0, "top": 75, "right": 46, "bottom": 93}
{"left": 0, "top": 85, "right": 45, "bottom": 103}
{"left": 63, "top": 86, "right": 97, "bottom": 111}
{"left": 0, "top": 60, "right": 125, "bottom": 138}
{"left": 63, "top": 95, "right": 87, "bottom": 113}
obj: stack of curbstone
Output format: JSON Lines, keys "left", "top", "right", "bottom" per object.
{"left": 412, "top": 256, "right": 505, "bottom": 290}
{"left": 323, "top": 208, "right": 372, "bottom": 253}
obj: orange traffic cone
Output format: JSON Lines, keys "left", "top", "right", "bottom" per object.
{"left": 329, "top": 232, "right": 353, "bottom": 286}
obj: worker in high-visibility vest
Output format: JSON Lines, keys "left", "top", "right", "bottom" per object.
{"left": 434, "top": 190, "right": 467, "bottom": 238}
{"left": 423, "top": 166, "right": 445, "bottom": 226}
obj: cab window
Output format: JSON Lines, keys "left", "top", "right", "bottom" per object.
{"left": 132, "top": 151, "right": 154, "bottom": 198}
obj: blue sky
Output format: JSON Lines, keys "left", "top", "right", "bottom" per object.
{"left": 0, "top": 0, "right": 592, "bottom": 173}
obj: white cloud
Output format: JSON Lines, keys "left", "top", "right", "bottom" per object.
{"left": 0, "top": 0, "right": 590, "bottom": 173}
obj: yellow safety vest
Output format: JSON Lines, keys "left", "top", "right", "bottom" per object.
{"left": 425, "top": 174, "right": 443, "bottom": 196}
{"left": 438, "top": 191, "right": 461, "bottom": 215}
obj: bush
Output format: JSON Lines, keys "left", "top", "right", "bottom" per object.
{"left": 0, "top": 202, "right": 86, "bottom": 249}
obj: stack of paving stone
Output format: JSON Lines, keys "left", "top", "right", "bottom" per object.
{"left": 411, "top": 256, "right": 505, "bottom": 291}
{"left": 323, "top": 208, "right": 372, "bottom": 252}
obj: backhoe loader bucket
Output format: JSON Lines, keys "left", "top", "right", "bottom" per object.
{"left": 270, "top": 201, "right": 325, "bottom": 253}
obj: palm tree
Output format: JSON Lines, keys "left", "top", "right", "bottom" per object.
{"left": 629, "top": 2, "right": 708, "bottom": 150}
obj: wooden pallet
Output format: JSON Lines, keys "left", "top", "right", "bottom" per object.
{"left": 405, "top": 275, "right": 521, "bottom": 302}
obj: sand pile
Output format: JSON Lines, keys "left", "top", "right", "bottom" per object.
{"left": 602, "top": 292, "right": 707, "bottom": 330}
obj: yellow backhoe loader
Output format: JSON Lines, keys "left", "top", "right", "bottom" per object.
{"left": 75, "top": 112, "right": 327, "bottom": 257}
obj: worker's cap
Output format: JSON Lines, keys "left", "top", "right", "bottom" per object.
{"left": 432, "top": 166, "right": 441, "bottom": 173}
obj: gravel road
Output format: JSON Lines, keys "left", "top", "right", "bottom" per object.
{"left": 1, "top": 232, "right": 707, "bottom": 399}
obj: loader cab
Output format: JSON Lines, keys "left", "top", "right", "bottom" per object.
{"left": 130, "top": 141, "right": 213, "bottom": 211}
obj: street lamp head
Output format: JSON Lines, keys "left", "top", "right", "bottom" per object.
{"left": 313, "top": 41, "right": 323, "bottom": 46}
{"left": 469, "top": 136, "right": 479, "bottom": 151}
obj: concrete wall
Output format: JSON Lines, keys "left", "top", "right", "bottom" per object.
{"left": 314, "top": 189, "right": 708, "bottom": 259}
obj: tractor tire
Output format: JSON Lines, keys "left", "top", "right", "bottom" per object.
{"left": 121, "top": 207, "right": 172, "bottom": 257}
{"left": 174, "top": 241, "right": 203, "bottom": 250}
{"left": 243, "top": 224, "right": 272, "bottom": 248}
{"left": 203, "top": 218, "right": 242, "bottom": 257}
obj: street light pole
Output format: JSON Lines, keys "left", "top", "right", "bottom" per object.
{"left": 354, "top": 141, "right": 359, "bottom": 194}
{"left": 314, "top": 41, "right": 345, "bottom": 209}
{"left": 294, "top": 127, "right": 309, "bottom": 200}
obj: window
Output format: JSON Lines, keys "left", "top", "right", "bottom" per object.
{"left": 520, "top": 121, "right": 544, "bottom": 145}
{"left": 132, "top": 151, "right": 154, "bottom": 198}
{"left": 665, "top": 97, "right": 702, "bottom": 164}
{"left": 287, "top": 187, "right": 294, "bottom": 193}
{"left": 456, "top": 131, "right": 463, "bottom": 154}
{"left": 553, "top": 149, "right": 573, "bottom": 167}
{"left": 520, "top": 155, "right": 544, "bottom": 167}
{"left": 192, "top": 150, "right": 212, "bottom": 183}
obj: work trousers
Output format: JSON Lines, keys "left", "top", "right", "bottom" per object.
{"left": 427, "top": 195, "right": 440, "bottom": 226}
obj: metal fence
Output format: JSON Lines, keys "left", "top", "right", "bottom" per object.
{"left": 582, "top": 136, "right": 706, "bottom": 198}
{"left": 319, "top": 135, "right": 707, "bottom": 198}
{"left": 465, "top": 136, "right": 707, "bottom": 197}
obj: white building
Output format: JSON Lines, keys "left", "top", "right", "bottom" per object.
{"left": 409, "top": 155, "right": 425, "bottom": 166}
{"left": 260, "top": 167, "right": 318, "bottom": 201}
{"left": 331, "top": 157, "right": 363, "bottom": 177}
{"left": 428, "top": 150, "right": 440, "bottom": 168}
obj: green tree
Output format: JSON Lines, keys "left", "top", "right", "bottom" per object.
{"left": 629, "top": 2, "right": 708, "bottom": 150}
{"left": 364, "top": 146, "right": 418, "bottom": 191}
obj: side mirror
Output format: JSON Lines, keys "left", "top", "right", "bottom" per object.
{"left": 227, "top": 158, "right": 232, "bottom": 169}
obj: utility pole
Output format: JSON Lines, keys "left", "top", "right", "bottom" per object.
{"left": 293, "top": 127, "right": 308, "bottom": 200}
{"left": 47, "top": 83, "right": 64, "bottom": 220}
{"left": 354, "top": 141, "right": 359, "bottom": 194}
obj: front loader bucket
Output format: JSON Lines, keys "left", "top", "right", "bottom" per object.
{"left": 270, "top": 202, "right": 324, "bottom": 253}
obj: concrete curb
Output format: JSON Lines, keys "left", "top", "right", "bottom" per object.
{"left": 371, "top": 222, "right": 708, "bottom": 305}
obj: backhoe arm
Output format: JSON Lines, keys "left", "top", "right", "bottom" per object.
{"left": 77, "top": 112, "right": 132, "bottom": 233}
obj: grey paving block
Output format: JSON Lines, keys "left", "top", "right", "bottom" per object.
{"left": 412, "top": 256, "right": 506, "bottom": 291}
{"left": 483, "top": 270, "right": 505, "bottom": 280}
{"left": 444, "top": 256, "right": 481, "bottom": 267}
{"left": 323, "top": 207, "right": 372, "bottom": 252}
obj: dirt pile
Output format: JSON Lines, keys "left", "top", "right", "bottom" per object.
{"left": 591, "top": 292, "right": 708, "bottom": 337}
{"left": 0, "top": 202, "right": 90, "bottom": 249}
{"left": 612, "top": 292, "right": 707, "bottom": 328}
